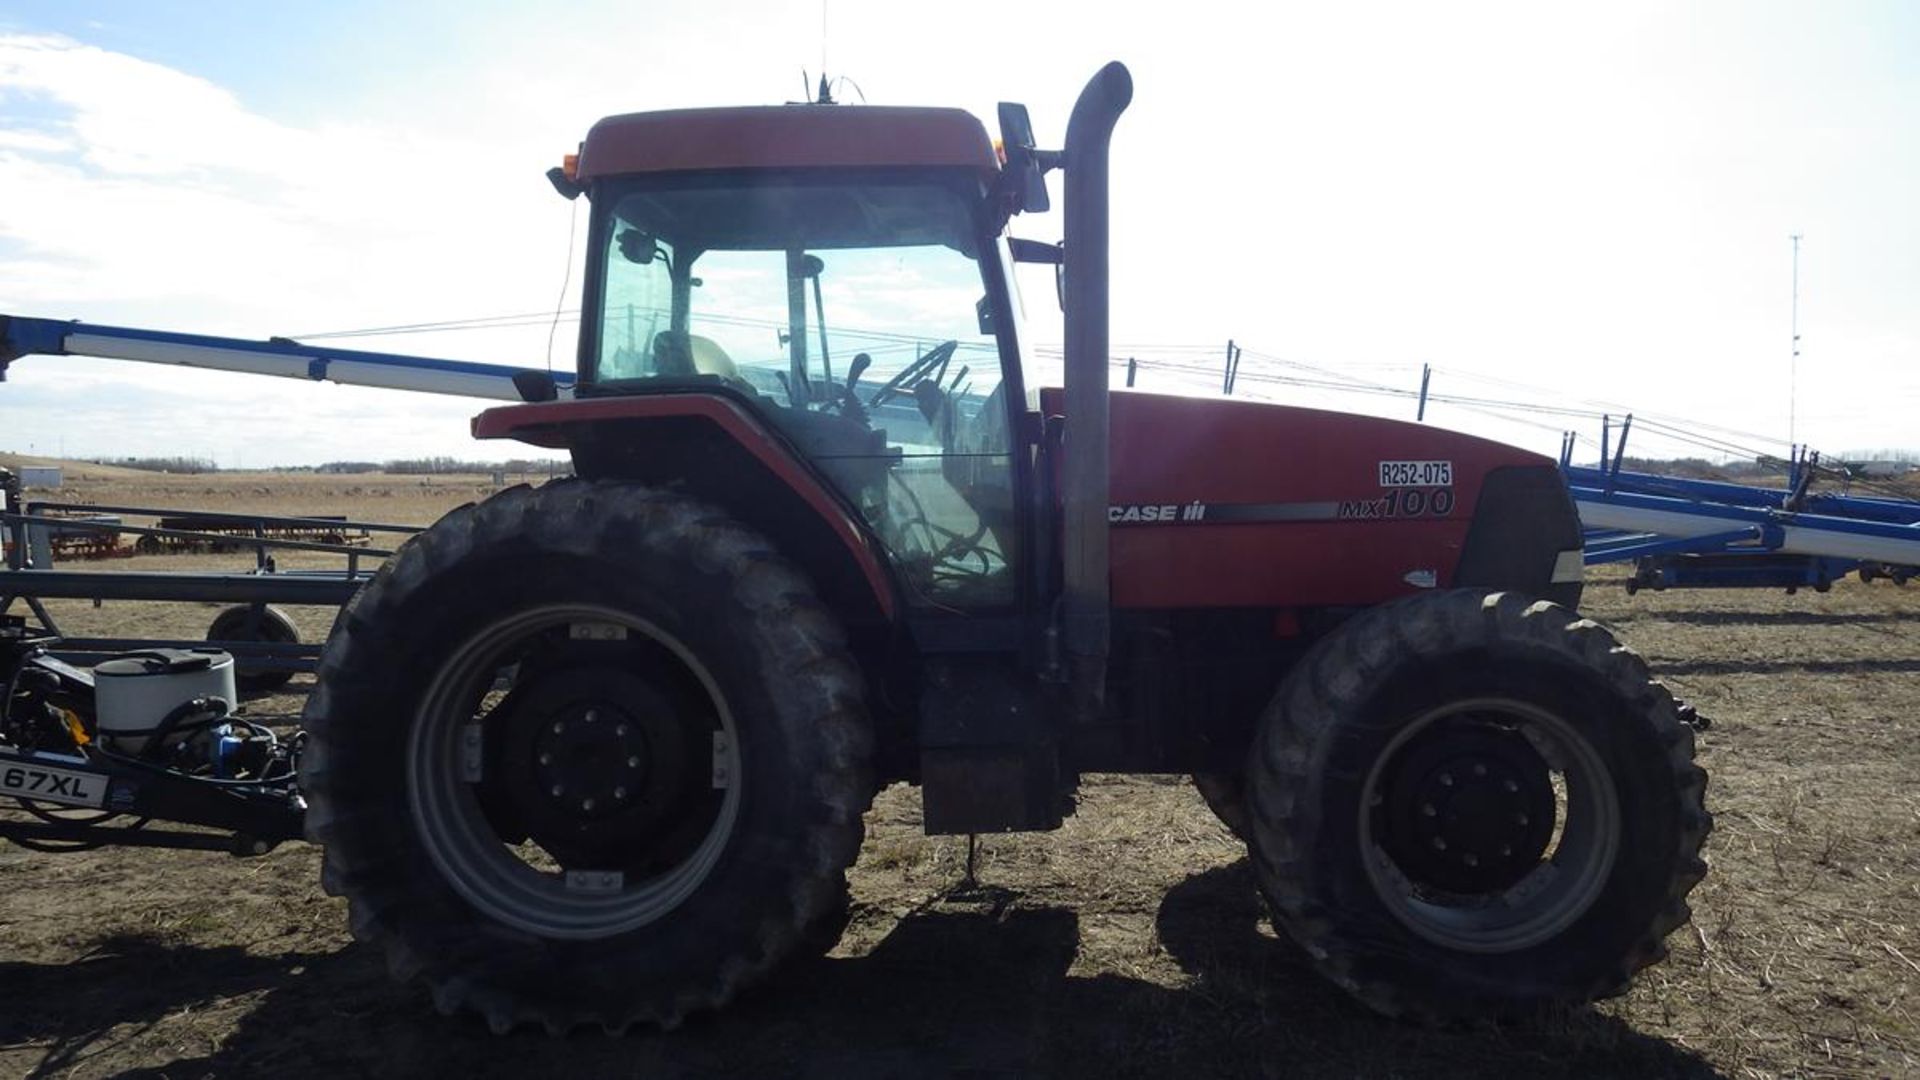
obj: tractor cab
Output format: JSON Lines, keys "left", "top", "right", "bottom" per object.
{"left": 560, "top": 106, "right": 1035, "bottom": 612}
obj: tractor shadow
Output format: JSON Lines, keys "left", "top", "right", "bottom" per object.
{"left": 1612, "top": 609, "right": 1920, "bottom": 628}
{"left": 8, "top": 866, "right": 1722, "bottom": 1079}
{"left": 1651, "top": 656, "right": 1920, "bottom": 677}
{"left": 0, "top": 934, "right": 360, "bottom": 1080}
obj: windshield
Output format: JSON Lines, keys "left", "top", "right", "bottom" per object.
{"left": 588, "top": 175, "right": 1017, "bottom": 609}
{"left": 590, "top": 177, "right": 996, "bottom": 398}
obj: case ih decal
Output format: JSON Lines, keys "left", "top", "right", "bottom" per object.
{"left": 1110, "top": 487, "right": 1456, "bottom": 525}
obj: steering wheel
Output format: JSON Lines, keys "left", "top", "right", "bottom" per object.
{"left": 868, "top": 340, "right": 959, "bottom": 410}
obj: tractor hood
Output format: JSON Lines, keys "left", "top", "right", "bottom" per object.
{"left": 1040, "top": 388, "right": 1581, "bottom": 609}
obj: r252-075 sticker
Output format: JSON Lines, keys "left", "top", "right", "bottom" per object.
{"left": 1378, "top": 460, "right": 1453, "bottom": 487}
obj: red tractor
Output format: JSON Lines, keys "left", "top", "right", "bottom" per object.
{"left": 287, "top": 62, "right": 1709, "bottom": 1032}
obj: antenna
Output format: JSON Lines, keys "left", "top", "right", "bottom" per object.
{"left": 1789, "top": 233, "right": 1802, "bottom": 448}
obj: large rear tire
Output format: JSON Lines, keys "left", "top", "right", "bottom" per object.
{"left": 1245, "top": 590, "right": 1709, "bottom": 1019}
{"left": 301, "top": 480, "right": 874, "bottom": 1033}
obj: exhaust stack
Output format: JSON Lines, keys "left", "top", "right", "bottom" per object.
{"left": 1060, "top": 61, "right": 1132, "bottom": 713}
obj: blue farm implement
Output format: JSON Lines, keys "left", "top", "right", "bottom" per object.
{"left": 1561, "top": 421, "right": 1920, "bottom": 593}
{"left": 0, "top": 316, "right": 536, "bottom": 685}
{"left": 0, "top": 315, "right": 577, "bottom": 400}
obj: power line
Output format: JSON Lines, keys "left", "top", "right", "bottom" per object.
{"left": 295, "top": 306, "right": 1820, "bottom": 463}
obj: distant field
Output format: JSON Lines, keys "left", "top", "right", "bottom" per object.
{"left": 0, "top": 467, "right": 1915, "bottom": 1078}
{"left": 0, "top": 456, "right": 537, "bottom": 526}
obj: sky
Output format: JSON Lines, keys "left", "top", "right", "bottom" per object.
{"left": 0, "top": 1, "right": 1916, "bottom": 467}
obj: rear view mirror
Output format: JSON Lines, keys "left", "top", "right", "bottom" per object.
{"left": 617, "top": 229, "right": 658, "bottom": 265}
{"left": 997, "top": 103, "right": 1050, "bottom": 214}
{"left": 1008, "top": 237, "right": 1066, "bottom": 311}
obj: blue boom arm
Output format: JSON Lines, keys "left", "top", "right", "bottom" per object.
{"left": 0, "top": 315, "right": 574, "bottom": 402}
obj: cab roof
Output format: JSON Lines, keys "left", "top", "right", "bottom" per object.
{"left": 576, "top": 105, "right": 999, "bottom": 181}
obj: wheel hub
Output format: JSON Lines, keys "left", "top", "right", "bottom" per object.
{"left": 531, "top": 703, "right": 658, "bottom": 819}
{"left": 487, "top": 661, "right": 705, "bottom": 869}
{"left": 404, "top": 603, "right": 744, "bottom": 940}
{"left": 1379, "top": 719, "right": 1556, "bottom": 894}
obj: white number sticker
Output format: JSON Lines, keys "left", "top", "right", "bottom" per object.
{"left": 0, "top": 758, "right": 108, "bottom": 808}
{"left": 1378, "top": 460, "right": 1453, "bottom": 487}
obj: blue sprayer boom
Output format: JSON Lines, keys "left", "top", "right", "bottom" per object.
{"left": 1563, "top": 420, "right": 1920, "bottom": 592}
{"left": 0, "top": 315, "right": 574, "bottom": 401}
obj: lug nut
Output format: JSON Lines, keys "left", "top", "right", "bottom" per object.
{"left": 1463, "top": 853, "right": 1479, "bottom": 867}
{"left": 1431, "top": 837, "right": 1447, "bottom": 851}
{"left": 585, "top": 710, "right": 599, "bottom": 724}
{"left": 552, "top": 722, "right": 565, "bottom": 734}
{"left": 1500, "top": 845, "right": 1512, "bottom": 856}
{"left": 614, "top": 786, "right": 627, "bottom": 800}
{"left": 1516, "top": 813, "right": 1530, "bottom": 826}
{"left": 627, "top": 756, "right": 641, "bottom": 769}
{"left": 538, "top": 753, "right": 552, "bottom": 766}
{"left": 581, "top": 798, "right": 596, "bottom": 812}
{"left": 550, "top": 784, "right": 564, "bottom": 797}
{"left": 1421, "top": 803, "right": 1436, "bottom": 818}
{"left": 1438, "top": 773, "right": 1454, "bottom": 787}
{"left": 616, "top": 724, "right": 628, "bottom": 737}
{"left": 1473, "top": 763, "right": 1487, "bottom": 777}
{"left": 1503, "top": 779, "right": 1518, "bottom": 793}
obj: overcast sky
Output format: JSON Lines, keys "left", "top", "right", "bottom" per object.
{"left": 1, "top": 1, "right": 1915, "bottom": 467}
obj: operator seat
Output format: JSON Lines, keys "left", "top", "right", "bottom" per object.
{"left": 651, "top": 331, "right": 740, "bottom": 380}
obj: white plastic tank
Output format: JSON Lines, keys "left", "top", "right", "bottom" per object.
{"left": 93, "top": 648, "right": 237, "bottom": 754}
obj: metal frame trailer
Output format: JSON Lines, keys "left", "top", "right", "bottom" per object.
{"left": 0, "top": 314, "right": 568, "bottom": 673}
{"left": 1, "top": 472, "right": 421, "bottom": 677}
{"left": 1561, "top": 422, "right": 1920, "bottom": 593}
{"left": 0, "top": 318, "right": 573, "bottom": 856}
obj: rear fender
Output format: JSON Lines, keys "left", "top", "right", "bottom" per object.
{"left": 473, "top": 395, "right": 897, "bottom": 624}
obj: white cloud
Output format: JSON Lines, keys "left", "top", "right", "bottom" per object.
{"left": 0, "top": 34, "right": 568, "bottom": 333}
{"left": 0, "top": 32, "right": 578, "bottom": 464}
{"left": 0, "top": 129, "right": 67, "bottom": 153}
{"left": 2, "top": 6, "right": 1918, "bottom": 465}
{"left": 0, "top": 34, "right": 310, "bottom": 179}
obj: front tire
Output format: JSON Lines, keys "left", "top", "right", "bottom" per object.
{"left": 301, "top": 481, "right": 873, "bottom": 1033}
{"left": 1245, "top": 590, "right": 1709, "bottom": 1019}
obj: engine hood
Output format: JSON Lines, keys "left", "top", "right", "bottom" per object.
{"left": 1041, "top": 388, "right": 1573, "bottom": 609}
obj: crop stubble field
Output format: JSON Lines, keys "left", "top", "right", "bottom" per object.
{"left": 1, "top": 466, "right": 1916, "bottom": 1078}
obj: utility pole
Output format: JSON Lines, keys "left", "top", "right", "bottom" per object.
{"left": 1416, "top": 363, "right": 1431, "bottom": 421}
{"left": 1790, "top": 233, "right": 1802, "bottom": 448}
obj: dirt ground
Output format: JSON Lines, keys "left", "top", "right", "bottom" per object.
{"left": 1, "top": 468, "right": 1916, "bottom": 1078}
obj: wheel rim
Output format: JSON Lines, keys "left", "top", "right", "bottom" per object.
{"left": 407, "top": 603, "right": 741, "bottom": 940}
{"left": 1359, "top": 697, "right": 1620, "bottom": 953}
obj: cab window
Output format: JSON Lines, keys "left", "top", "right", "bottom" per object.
{"left": 590, "top": 177, "right": 1015, "bottom": 609}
